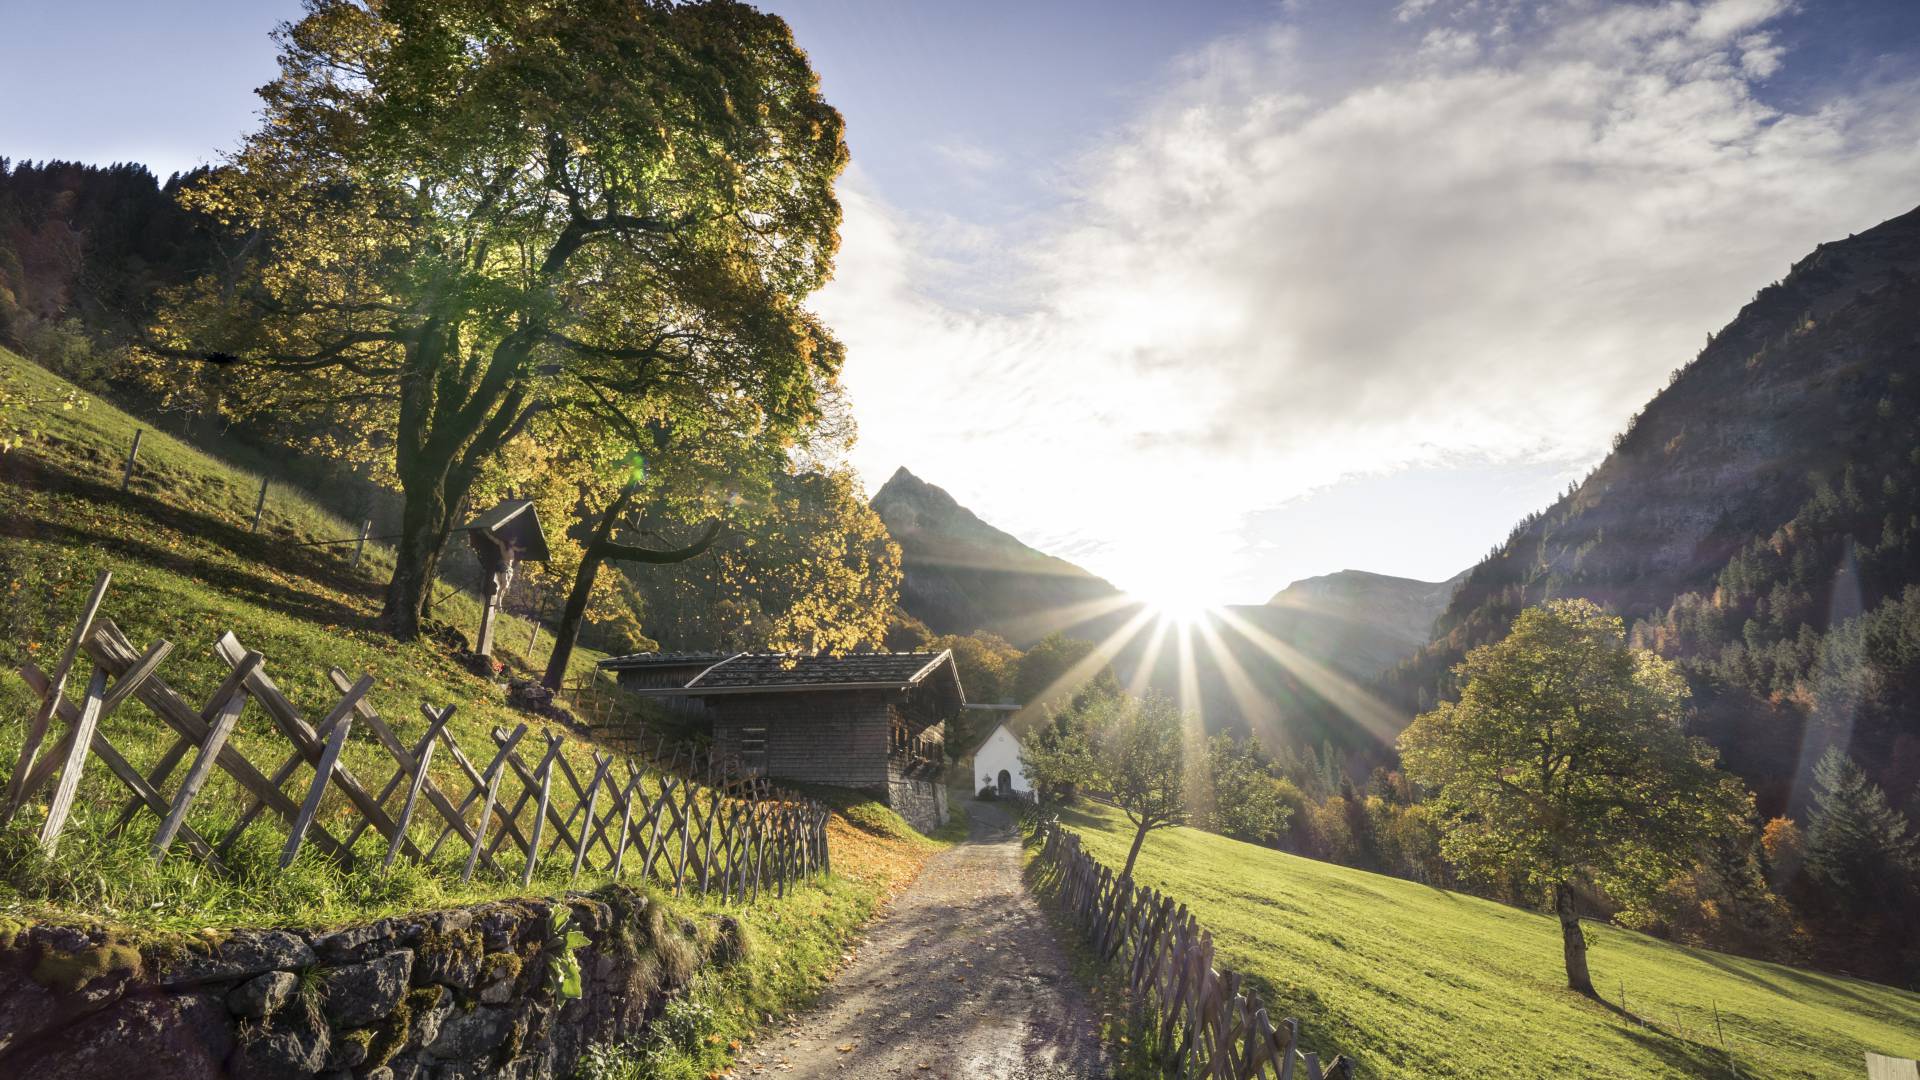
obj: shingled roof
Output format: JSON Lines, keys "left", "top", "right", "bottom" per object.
{"left": 597, "top": 651, "right": 732, "bottom": 672}
{"left": 617, "top": 650, "right": 965, "bottom": 701}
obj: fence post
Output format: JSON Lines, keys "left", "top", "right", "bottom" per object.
{"left": 351, "top": 519, "right": 372, "bottom": 568}
{"left": 120, "top": 430, "right": 143, "bottom": 492}
{"left": 250, "top": 477, "right": 269, "bottom": 533}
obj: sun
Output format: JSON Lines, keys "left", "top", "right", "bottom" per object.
{"left": 1124, "top": 575, "right": 1217, "bottom": 625}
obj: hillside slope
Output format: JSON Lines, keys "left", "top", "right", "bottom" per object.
{"left": 871, "top": 466, "right": 1126, "bottom": 645}
{"left": 1386, "top": 202, "right": 1920, "bottom": 811}
{"left": 0, "top": 344, "right": 613, "bottom": 925}
{"left": 1054, "top": 801, "right": 1920, "bottom": 1080}
{"left": 1265, "top": 569, "right": 1464, "bottom": 679}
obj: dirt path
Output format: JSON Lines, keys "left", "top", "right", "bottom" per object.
{"left": 735, "top": 799, "right": 1110, "bottom": 1079}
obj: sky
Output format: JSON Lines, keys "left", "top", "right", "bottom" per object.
{"left": 4, "top": 0, "right": 1920, "bottom": 606}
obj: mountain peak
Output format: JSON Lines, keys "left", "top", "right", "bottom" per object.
{"left": 870, "top": 468, "right": 1119, "bottom": 644}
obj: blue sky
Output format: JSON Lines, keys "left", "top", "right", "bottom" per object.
{"left": 4, "top": 1, "right": 1920, "bottom": 605}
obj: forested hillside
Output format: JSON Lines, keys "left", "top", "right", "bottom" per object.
{"left": 0, "top": 159, "right": 214, "bottom": 385}
{"left": 1387, "top": 203, "right": 1920, "bottom": 817}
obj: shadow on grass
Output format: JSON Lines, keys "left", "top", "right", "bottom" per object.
{"left": 1594, "top": 995, "right": 1746, "bottom": 1079}
{"left": 0, "top": 456, "right": 380, "bottom": 632}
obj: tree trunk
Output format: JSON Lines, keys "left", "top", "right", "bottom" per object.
{"left": 1120, "top": 816, "right": 1152, "bottom": 882}
{"left": 1555, "top": 882, "right": 1594, "bottom": 995}
{"left": 379, "top": 474, "right": 450, "bottom": 640}
{"left": 538, "top": 501, "right": 721, "bottom": 691}
{"left": 541, "top": 550, "right": 606, "bottom": 690}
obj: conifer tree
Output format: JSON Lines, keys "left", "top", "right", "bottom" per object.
{"left": 1804, "top": 747, "right": 1918, "bottom": 908}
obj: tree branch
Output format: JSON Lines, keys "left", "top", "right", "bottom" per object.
{"left": 596, "top": 518, "right": 724, "bottom": 565}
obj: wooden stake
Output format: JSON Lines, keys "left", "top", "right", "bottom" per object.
{"left": 120, "top": 430, "right": 142, "bottom": 492}
{"left": 250, "top": 477, "right": 268, "bottom": 532}
{"left": 462, "top": 724, "right": 526, "bottom": 883}
{"left": 18, "top": 660, "right": 225, "bottom": 870}
{"left": 351, "top": 519, "right": 372, "bottom": 569}
{"left": 383, "top": 717, "right": 445, "bottom": 873}
{"left": 570, "top": 755, "right": 611, "bottom": 879}
{"left": 36, "top": 667, "right": 108, "bottom": 852}
{"left": 151, "top": 658, "right": 257, "bottom": 862}
{"left": 522, "top": 737, "right": 557, "bottom": 886}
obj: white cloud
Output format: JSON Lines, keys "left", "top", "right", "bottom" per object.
{"left": 930, "top": 137, "right": 1002, "bottom": 174}
{"left": 1395, "top": 0, "right": 1442, "bottom": 23}
{"left": 817, "top": 1, "right": 1920, "bottom": 603}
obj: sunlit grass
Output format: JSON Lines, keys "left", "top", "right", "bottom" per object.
{"left": 0, "top": 345, "right": 619, "bottom": 927}
{"left": 1054, "top": 800, "right": 1920, "bottom": 1080}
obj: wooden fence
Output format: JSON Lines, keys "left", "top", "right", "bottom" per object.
{"left": 2, "top": 572, "right": 829, "bottom": 903}
{"left": 1031, "top": 816, "right": 1354, "bottom": 1080}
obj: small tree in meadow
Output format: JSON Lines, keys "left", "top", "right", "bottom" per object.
{"left": 1092, "top": 693, "right": 1191, "bottom": 882}
{"left": 1201, "top": 733, "right": 1291, "bottom": 845}
{"left": 1399, "top": 599, "right": 1747, "bottom": 996}
{"left": 1019, "top": 711, "right": 1096, "bottom": 806}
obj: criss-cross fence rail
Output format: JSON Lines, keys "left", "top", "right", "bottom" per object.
{"left": 2, "top": 572, "right": 829, "bottom": 902}
{"left": 1031, "top": 816, "right": 1354, "bottom": 1080}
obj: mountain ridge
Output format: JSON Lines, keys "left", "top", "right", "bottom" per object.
{"left": 869, "top": 466, "right": 1124, "bottom": 645}
{"left": 1385, "top": 200, "right": 1920, "bottom": 813}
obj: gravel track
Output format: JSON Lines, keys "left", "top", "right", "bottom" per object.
{"left": 734, "top": 799, "right": 1109, "bottom": 1079}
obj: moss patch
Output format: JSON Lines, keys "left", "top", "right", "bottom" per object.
{"left": 478, "top": 950, "right": 523, "bottom": 991}
{"left": 30, "top": 938, "right": 142, "bottom": 992}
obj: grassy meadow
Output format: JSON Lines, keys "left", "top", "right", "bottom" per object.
{"left": 1051, "top": 801, "right": 1920, "bottom": 1080}
{"left": 0, "top": 343, "right": 684, "bottom": 927}
{"left": 0, "top": 343, "right": 969, "bottom": 1073}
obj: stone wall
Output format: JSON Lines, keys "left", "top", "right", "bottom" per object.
{"left": 885, "top": 776, "right": 948, "bottom": 834}
{"left": 0, "top": 885, "right": 741, "bottom": 1079}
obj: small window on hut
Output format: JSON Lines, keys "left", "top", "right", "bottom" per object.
{"left": 740, "top": 726, "right": 768, "bottom": 770}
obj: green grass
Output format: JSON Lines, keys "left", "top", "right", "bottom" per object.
{"left": 1051, "top": 801, "right": 1920, "bottom": 1080}
{"left": 0, "top": 344, "right": 635, "bottom": 927}
{"left": 0, "top": 347, "right": 966, "bottom": 1077}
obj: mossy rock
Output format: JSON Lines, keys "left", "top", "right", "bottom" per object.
{"left": 707, "top": 915, "right": 751, "bottom": 968}
{"left": 478, "top": 951, "right": 522, "bottom": 986}
{"left": 30, "top": 939, "right": 143, "bottom": 993}
{"left": 364, "top": 987, "right": 434, "bottom": 1067}
{"left": 415, "top": 924, "right": 485, "bottom": 988}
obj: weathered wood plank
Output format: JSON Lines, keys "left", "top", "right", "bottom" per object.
{"left": 570, "top": 755, "right": 611, "bottom": 880}
{"left": 36, "top": 667, "right": 109, "bottom": 851}
{"left": 461, "top": 724, "right": 527, "bottom": 884}
{"left": 425, "top": 722, "right": 518, "bottom": 872}
{"left": 150, "top": 655, "right": 260, "bottom": 862}
{"left": 19, "top": 660, "right": 225, "bottom": 869}
{"left": 214, "top": 635, "right": 404, "bottom": 862}
{"left": 281, "top": 713, "right": 354, "bottom": 868}
{"left": 382, "top": 708, "right": 450, "bottom": 873}
{"left": 521, "top": 737, "right": 557, "bottom": 887}
{"left": 106, "top": 643, "right": 254, "bottom": 838}
{"left": 609, "top": 765, "right": 640, "bottom": 879}
{"left": 5, "top": 570, "right": 111, "bottom": 823}
{"left": 86, "top": 628, "right": 349, "bottom": 861}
